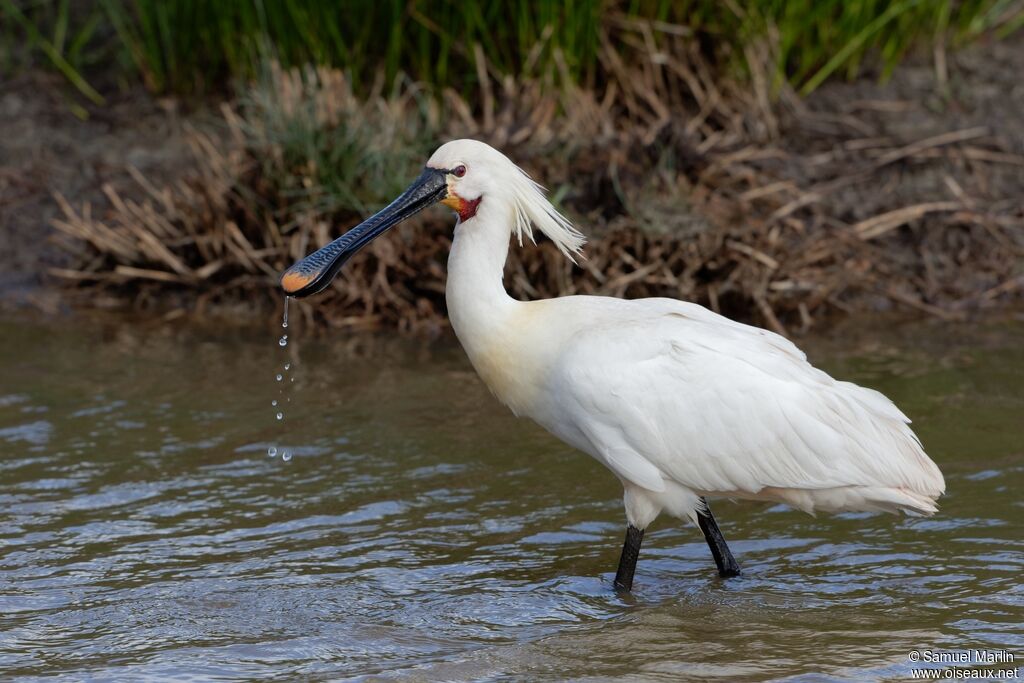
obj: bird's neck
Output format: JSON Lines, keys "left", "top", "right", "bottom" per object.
{"left": 445, "top": 201, "right": 520, "bottom": 346}
{"left": 444, "top": 200, "right": 551, "bottom": 416}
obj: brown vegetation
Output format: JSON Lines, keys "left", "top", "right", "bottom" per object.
{"left": 49, "top": 30, "right": 1024, "bottom": 334}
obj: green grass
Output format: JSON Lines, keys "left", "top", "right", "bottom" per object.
{"left": 0, "top": 0, "right": 109, "bottom": 103}
{"left": 237, "top": 63, "right": 440, "bottom": 220}
{"left": 90, "top": 0, "right": 608, "bottom": 93}
{"left": 3, "top": 0, "right": 1021, "bottom": 98}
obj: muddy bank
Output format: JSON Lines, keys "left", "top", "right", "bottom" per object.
{"left": 714, "top": 38, "right": 1024, "bottom": 326}
{"left": 0, "top": 71, "right": 193, "bottom": 310}
{"left": 4, "top": 39, "right": 1023, "bottom": 332}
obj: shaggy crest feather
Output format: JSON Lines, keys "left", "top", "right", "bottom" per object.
{"left": 509, "top": 168, "right": 586, "bottom": 261}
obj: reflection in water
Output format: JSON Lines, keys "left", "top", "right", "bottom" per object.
{"left": 0, "top": 313, "right": 1021, "bottom": 681}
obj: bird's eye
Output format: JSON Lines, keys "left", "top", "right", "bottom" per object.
{"left": 453, "top": 164, "right": 467, "bottom": 178}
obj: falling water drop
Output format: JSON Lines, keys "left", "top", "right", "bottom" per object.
{"left": 270, "top": 298, "right": 293, "bottom": 458}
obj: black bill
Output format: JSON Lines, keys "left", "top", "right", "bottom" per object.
{"left": 280, "top": 167, "right": 448, "bottom": 298}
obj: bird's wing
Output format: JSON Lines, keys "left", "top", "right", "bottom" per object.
{"left": 549, "top": 300, "right": 944, "bottom": 501}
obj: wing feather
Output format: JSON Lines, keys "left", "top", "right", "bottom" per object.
{"left": 548, "top": 303, "right": 945, "bottom": 504}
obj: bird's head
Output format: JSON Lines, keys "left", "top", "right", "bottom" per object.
{"left": 280, "top": 139, "right": 584, "bottom": 298}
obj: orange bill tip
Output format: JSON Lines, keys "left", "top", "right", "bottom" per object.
{"left": 280, "top": 269, "right": 315, "bottom": 294}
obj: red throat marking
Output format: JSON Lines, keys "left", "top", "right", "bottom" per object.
{"left": 455, "top": 196, "right": 481, "bottom": 221}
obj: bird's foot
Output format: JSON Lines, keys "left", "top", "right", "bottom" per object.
{"left": 717, "top": 561, "right": 741, "bottom": 578}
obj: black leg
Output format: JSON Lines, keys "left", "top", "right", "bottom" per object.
{"left": 613, "top": 524, "right": 644, "bottom": 592}
{"left": 697, "top": 498, "right": 741, "bottom": 577}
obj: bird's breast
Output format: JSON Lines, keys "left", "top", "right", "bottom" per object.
{"left": 449, "top": 300, "right": 559, "bottom": 417}
{"left": 464, "top": 341, "right": 543, "bottom": 416}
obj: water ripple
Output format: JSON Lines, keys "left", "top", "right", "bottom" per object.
{"left": 0, "top": 316, "right": 1021, "bottom": 680}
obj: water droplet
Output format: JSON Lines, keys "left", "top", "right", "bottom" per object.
{"left": 279, "top": 335, "right": 288, "bottom": 347}
{"left": 276, "top": 412, "right": 283, "bottom": 420}
{"left": 282, "top": 451, "right": 292, "bottom": 462}
{"left": 282, "top": 296, "right": 290, "bottom": 328}
{"left": 290, "top": 377, "right": 295, "bottom": 383}
{"left": 276, "top": 374, "right": 283, "bottom": 382}
{"left": 284, "top": 363, "right": 291, "bottom": 370}
{"left": 268, "top": 446, "right": 277, "bottom": 457}
{"left": 271, "top": 399, "right": 278, "bottom": 407}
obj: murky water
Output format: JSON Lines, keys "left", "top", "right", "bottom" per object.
{"left": 1, "top": 313, "right": 1021, "bottom": 681}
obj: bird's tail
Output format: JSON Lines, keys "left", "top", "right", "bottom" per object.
{"left": 767, "top": 485, "right": 941, "bottom": 516}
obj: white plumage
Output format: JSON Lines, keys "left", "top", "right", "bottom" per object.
{"left": 430, "top": 138, "right": 944, "bottom": 535}
{"left": 286, "top": 138, "right": 946, "bottom": 588}
{"left": 543, "top": 296, "right": 944, "bottom": 525}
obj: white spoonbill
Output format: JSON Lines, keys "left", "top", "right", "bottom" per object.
{"left": 281, "top": 139, "right": 945, "bottom": 591}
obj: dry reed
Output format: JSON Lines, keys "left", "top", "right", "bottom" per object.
{"left": 49, "top": 21, "right": 1024, "bottom": 334}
